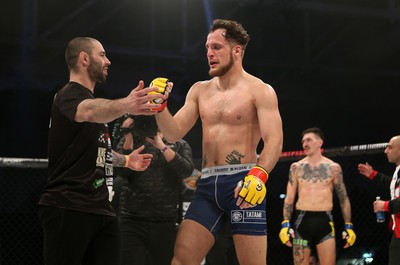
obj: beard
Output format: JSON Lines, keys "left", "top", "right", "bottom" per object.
{"left": 208, "top": 52, "right": 234, "bottom": 78}
{"left": 88, "top": 57, "right": 107, "bottom": 83}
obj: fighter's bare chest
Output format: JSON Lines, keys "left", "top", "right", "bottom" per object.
{"left": 298, "top": 164, "right": 333, "bottom": 183}
{"left": 199, "top": 94, "right": 253, "bottom": 122}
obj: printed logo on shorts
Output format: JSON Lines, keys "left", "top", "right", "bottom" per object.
{"left": 232, "top": 211, "right": 243, "bottom": 222}
{"left": 329, "top": 221, "right": 335, "bottom": 236}
{"left": 231, "top": 210, "right": 266, "bottom": 224}
{"left": 293, "top": 238, "right": 309, "bottom": 247}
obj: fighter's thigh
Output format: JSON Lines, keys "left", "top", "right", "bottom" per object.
{"left": 315, "top": 238, "right": 336, "bottom": 265}
{"left": 172, "top": 219, "right": 215, "bottom": 265}
{"left": 232, "top": 234, "right": 267, "bottom": 265}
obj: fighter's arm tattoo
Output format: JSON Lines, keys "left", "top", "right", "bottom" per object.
{"left": 288, "top": 164, "right": 296, "bottom": 185}
{"left": 283, "top": 202, "right": 294, "bottom": 220}
{"left": 283, "top": 163, "right": 297, "bottom": 220}
{"left": 332, "top": 163, "right": 352, "bottom": 222}
{"left": 225, "top": 150, "right": 245, "bottom": 164}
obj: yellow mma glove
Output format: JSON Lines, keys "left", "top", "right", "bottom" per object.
{"left": 342, "top": 222, "right": 356, "bottom": 247}
{"left": 238, "top": 165, "right": 268, "bottom": 205}
{"left": 148, "top": 77, "right": 172, "bottom": 112}
{"left": 279, "top": 220, "right": 294, "bottom": 245}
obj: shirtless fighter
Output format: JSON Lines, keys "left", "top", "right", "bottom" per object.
{"left": 154, "top": 19, "right": 283, "bottom": 265}
{"left": 279, "top": 127, "right": 356, "bottom": 265}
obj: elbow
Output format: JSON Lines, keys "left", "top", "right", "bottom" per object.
{"left": 84, "top": 112, "right": 97, "bottom": 123}
{"left": 75, "top": 107, "right": 97, "bottom": 123}
{"left": 284, "top": 196, "right": 295, "bottom": 204}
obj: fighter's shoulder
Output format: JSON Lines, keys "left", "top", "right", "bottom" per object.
{"left": 321, "top": 156, "right": 339, "bottom": 166}
{"left": 246, "top": 75, "right": 276, "bottom": 98}
{"left": 187, "top": 80, "right": 212, "bottom": 94}
{"left": 319, "top": 157, "right": 342, "bottom": 172}
{"left": 192, "top": 79, "right": 212, "bottom": 88}
{"left": 246, "top": 74, "right": 274, "bottom": 89}
{"left": 290, "top": 158, "right": 307, "bottom": 169}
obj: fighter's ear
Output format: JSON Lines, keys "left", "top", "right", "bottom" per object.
{"left": 234, "top": 44, "right": 242, "bottom": 56}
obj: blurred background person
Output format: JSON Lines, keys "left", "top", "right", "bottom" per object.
{"left": 358, "top": 135, "right": 400, "bottom": 265}
{"left": 114, "top": 115, "right": 195, "bottom": 265}
{"left": 279, "top": 127, "right": 356, "bottom": 265}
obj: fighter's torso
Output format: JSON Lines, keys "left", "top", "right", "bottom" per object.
{"left": 196, "top": 77, "right": 261, "bottom": 168}
{"left": 293, "top": 158, "right": 337, "bottom": 211}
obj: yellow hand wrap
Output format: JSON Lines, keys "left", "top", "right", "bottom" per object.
{"left": 238, "top": 165, "right": 268, "bottom": 205}
{"left": 343, "top": 222, "right": 356, "bottom": 247}
{"left": 279, "top": 220, "right": 291, "bottom": 244}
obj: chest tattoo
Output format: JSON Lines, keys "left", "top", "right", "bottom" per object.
{"left": 300, "top": 164, "right": 330, "bottom": 182}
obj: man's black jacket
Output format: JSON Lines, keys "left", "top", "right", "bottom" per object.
{"left": 116, "top": 136, "right": 195, "bottom": 222}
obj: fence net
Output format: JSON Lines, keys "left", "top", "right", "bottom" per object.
{"left": 0, "top": 143, "right": 395, "bottom": 265}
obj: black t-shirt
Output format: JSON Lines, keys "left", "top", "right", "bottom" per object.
{"left": 39, "top": 82, "right": 115, "bottom": 216}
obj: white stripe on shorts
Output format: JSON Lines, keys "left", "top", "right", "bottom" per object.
{"left": 201, "top": 163, "right": 256, "bottom": 179}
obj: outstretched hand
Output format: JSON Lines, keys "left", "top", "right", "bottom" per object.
{"left": 125, "top": 80, "right": 166, "bottom": 115}
{"left": 126, "top": 145, "right": 152, "bottom": 171}
{"left": 357, "top": 162, "right": 374, "bottom": 177}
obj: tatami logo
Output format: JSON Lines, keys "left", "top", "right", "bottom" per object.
{"left": 231, "top": 210, "right": 266, "bottom": 224}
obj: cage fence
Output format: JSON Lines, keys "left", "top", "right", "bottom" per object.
{"left": 0, "top": 143, "right": 394, "bottom": 264}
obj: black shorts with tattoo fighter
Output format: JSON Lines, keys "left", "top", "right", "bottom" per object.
{"left": 293, "top": 210, "right": 335, "bottom": 248}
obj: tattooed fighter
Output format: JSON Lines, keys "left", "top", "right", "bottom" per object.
{"left": 279, "top": 127, "right": 356, "bottom": 265}
{"left": 155, "top": 19, "right": 283, "bottom": 265}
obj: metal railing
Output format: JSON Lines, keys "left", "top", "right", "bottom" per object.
{"left": 0, "top": 142, "right": 393, "bottom": 264}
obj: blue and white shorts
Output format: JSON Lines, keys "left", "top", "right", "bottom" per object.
{"left": 184, "top": 164, "right": 267, "bottom": 237}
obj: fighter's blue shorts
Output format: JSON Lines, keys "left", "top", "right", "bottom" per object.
{"left": 184, "top": 164, "right": 267, "bottom": 237}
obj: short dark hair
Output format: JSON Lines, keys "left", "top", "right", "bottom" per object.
{"left": 65, "top": 37, "right": 97, "bottom": 72}
{"left": 209, "top": 19, "right": 250, "bottom": 51}
{"left": 302, "top": 127, "right": 324, "bottom": 141}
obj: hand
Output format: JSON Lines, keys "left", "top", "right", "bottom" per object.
{"left": 148, "top": 77, "right": 173, "bottom": 112}
{"left": 125, "top": 80, "right": 165, "bottom": 115}
{"left": 234, "top": 165, "right": 268, "bottom": 209}
{"left": 342, "top": 222, "right": 356, "bottom": 248}
{"left": 121, "top": 117, "right": 133, "bottom": 128}
{"left": 373, "top": 200, "right": 385, "bottom": 212}
{"left": 121, "top": 117, "right": 134, "bottom": 150}
{"left": 126, "top": 145, "right": 153, "bottom": 171}
{"left": 145, "top": 132, "right": 165, "bottom": 149}
{"left": 357, "top": 162, "right": 374, "bottom": 178}
{"left": 279, "top": 220, "right": 295, "bottom": 247}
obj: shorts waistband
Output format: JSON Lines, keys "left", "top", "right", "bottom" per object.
{"left": 296, "top": 210, "right": 332, "bottom": 216}
{"left": 201, "top": 164, "right": 256, "bottom": 179}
